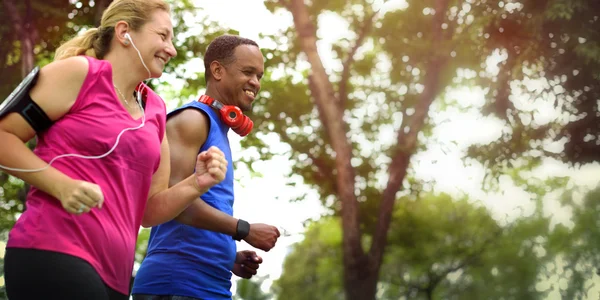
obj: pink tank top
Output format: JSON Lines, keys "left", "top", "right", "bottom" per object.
{"left": 6, "top": 55, "right": 166, "bottom": 295}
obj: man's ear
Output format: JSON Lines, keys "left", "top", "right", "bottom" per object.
{"left": 210, "top": 61, "right": 223, "bottom": 81}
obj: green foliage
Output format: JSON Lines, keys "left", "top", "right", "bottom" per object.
{"left": 233, "top": 276, "right": 273, "bottom": 300}
{"left": 0, "top": 174, "right": 25, "bottom": 235}
{"left": 468, "top": 0, "right": 600, "bottom": 168}
{"left": 250, "top": 0, "right": 514, "bottom": 220}
{"left": 135, "top": 228, "right": 151, "bottom": 263}
{"left": 382, "top": 194, "right": 554, "bottom": 300}
{"left": 0, "top": 0, "right": 107, "bottom": 100}
{"left": 273, "top": 217, "right": 345, "bottom": 300}
{"left": 158, "top": 0, "right": 240, "bottom": 104}
{"left": 274, "top": 193, "right": 555, "bottom": 299}
{"left": 546, "top": 185, "right": 600, "bottom": 299}
{"left": 544, "top": 0, "right": 589, "bottom": 21}
{"left": 251, "top": 2, "right": 600, "bottom": 298}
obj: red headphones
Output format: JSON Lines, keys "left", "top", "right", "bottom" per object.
{"left": 197, "top": 95, "right": 253, "bottom": 137}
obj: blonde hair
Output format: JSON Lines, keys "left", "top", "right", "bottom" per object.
{"left": 54, "top": 0, "right": 170, "bottom": 60}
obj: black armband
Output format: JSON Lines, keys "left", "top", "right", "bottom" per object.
{"left": 0, "top": 66, "right": 53, "bottom": 132}
{"left": 233, "top": 219, "right": 250, "bottom": 241}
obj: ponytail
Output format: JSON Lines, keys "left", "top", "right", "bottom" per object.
{"left": 54, "top": 28, "right": 100, "bottom": 61}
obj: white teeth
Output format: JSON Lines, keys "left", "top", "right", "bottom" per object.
{"left": 245, "top": 90, "right": 255, "bottom": 97}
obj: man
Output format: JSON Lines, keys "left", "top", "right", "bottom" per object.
{"left": 132, "top": 35, "right": 280, "bottom": 300}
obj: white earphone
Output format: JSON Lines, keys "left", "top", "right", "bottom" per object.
{"left": 0, "top": 31, "right": 155, "bottom": 173}
{"left": 123, "top": 32, "right": 152, "bottom": 80}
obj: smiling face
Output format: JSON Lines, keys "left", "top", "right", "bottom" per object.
{"left": 214, "top": 45, "right": 264, "bottom": 112}
{"left": 127, "top": 9, "right": 177, "bottom": 78}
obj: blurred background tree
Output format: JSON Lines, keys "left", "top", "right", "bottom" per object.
{"left": 233, "top": 275, "right": 273, "bottom": 300}
{"left": 248, "top": 0, "right": 600, "bottom": 298}
{"left": 273, "top": 191, "right": 562, "bottom": 300}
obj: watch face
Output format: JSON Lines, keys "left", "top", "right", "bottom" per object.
{"left": 236, "top": 219, "right": 251, "bottom": 240}
{"left": 0, "top": 66, "right": 40, "bottom": 110}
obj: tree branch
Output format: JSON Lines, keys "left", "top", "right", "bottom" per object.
{"left": 338, "top": 10, "right": 379, "bottom": 110}
{"left": 278, "top": 131, "right": 336, "bottom": 193}
{"left": 277, "top": 0, "right": 292, "bottom": 11}
{"left": 4, "top": 0, "right": 36, "bottom": 77}
{"left": 3, "top": 0, "right": 21, "bottom": 31}
{"left": 403, "top": 228, "right": 503, "bottom": 298}
{"left": 287, "top": 0, "right": 365, "bottom": 289}
{"left": 369, "top": 0, "right": 451, "bottom": 275}
{"left": 428, "top": 228, "right": 503, "bottom": 289}
{"left": 308, "top": 153, "right": 336, "bottom": 188}
{"left": 22, "top": 0, "right": 35, "bottom": 74}
{"left": 308, "top": 74, "right": 332, "bottom": 136}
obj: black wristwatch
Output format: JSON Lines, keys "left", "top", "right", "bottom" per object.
{"left": 233, "top": 219, "right": 250, "bottom": 241}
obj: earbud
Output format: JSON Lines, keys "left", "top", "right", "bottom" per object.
{"left": 123, "top": 33, "right": 131, "bottom": 45}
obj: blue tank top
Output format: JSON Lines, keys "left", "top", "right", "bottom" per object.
{"left": 132, "top": 100, "right": 236, "bottom": 299}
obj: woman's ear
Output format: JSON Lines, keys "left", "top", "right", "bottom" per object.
{"left": 114, "top": 21, "right": 131, "bottom": 46}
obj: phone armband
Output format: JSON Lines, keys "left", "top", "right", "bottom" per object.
{"left": 0, "top": 66, "right": 53, "bottom": 132}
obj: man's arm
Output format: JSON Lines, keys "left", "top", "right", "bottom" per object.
{"left": 168, "top": 108, "right": 280, "bottom": 251}
{"left": 167, "top": 108, "right": 237, "bottom": 235}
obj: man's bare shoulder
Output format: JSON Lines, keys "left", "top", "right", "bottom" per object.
{"left": 167, "top": 107, "right": 210, "bottom": 147}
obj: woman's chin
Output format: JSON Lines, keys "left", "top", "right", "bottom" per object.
{"left": 148, "top": 69, "right": 163, "bottom": 79}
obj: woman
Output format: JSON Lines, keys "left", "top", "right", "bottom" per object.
{"left": 0, "top": 0, "right": 226, "bottom": 299}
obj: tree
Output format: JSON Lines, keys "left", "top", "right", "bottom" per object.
{"left": 244, "top": 1, "right": 511, "bottom": 298}
{"left": 241, "top": 0, "right": 599, "bottom": 297}
{"left": 546, "top": 185, "right": 600, "bottom": 299}
{"left": 468, "top": 0, "right": 600, "bottom": 172}
{"left": 273, "top": 193, "right": 554, "bottom": 299}
{"left": 233, "top": 276, "right": 273, "bottom": 300}
{"left": 273, "top": 217, "right": 344, "bottom": 300}
{"left": 0, "top": 0, "right": 110, "bottom": 99}
{"left": 459, "top": 4, "right": 600, "bottom": 297}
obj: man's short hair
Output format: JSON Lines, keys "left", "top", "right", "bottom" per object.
{"left": 204, "top": 35, "right": 259, "bottom": 83}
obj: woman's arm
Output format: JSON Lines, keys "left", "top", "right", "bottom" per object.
{"left": 0, "top": 56, "right": 104, "bottom": 213}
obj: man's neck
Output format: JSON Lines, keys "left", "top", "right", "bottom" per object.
{"left": 205, "top": 85, "right": 232, "bottom": 106}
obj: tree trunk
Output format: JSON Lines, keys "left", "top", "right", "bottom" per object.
{"left": 285, "top": 0, "right": 451, "bottom": 299}
{"left": 345, "top": 267, "right": 379, "bottom": 300}
{"left": 3, "top": 0, "right": 36, "bottom": 77}
{"left": 426, "top": 287, "right": 434, "bottom": 300}
{"left": 3, "top": 0, "right": 37, "bottom": 206}
{"left": 94, "top": 0, "right": 111, "bottom": 26}
{"left": 368, "top": 0, "right": 451, "bottom": 292}
{"left": 285, "top": 0, "right": 366, "bottom": 298}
